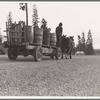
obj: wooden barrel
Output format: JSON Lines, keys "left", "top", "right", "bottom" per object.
{"left": 33, "top": 27, "right": 43, "bottom": 45}
{"left": 50, "top": 33, "right": 56, "bottom": 47}
{"left": 42, "top": 29, "right": 50, "bottom": 46}
{"left": 26, "top": 26, "right": 34, "bottom": 43}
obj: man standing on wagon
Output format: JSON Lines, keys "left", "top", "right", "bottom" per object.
{"left": 56, "top": 22, "right": 63, "bottom": 47}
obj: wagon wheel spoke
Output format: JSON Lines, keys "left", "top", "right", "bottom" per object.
{"left": 34, "top": 47, "right": 43, "bottom": 62}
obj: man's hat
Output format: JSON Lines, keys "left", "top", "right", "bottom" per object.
{"left": 59, "top": 22, "right": 62, "bottom": 26}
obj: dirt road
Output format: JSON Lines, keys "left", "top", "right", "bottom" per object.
{"left": 0, "top": 55, "right": 100, "bottom": 96}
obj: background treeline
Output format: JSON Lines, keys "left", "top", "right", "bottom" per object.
{"left": 72, "top": 29, "right": 94, "bottom": 55}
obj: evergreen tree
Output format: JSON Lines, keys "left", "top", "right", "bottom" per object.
{"left": 81, "top": 32, "right": 85, "bottom": 44}
{"left": 86, "top": 29, "right": 93, "bottom": 44}
{"left": 41, "top": 18, "right": 47, "bottom": 30}
{"left": 7, "top": 11, "right": 12, "bottom": 28}
{"left": 86, "top": 29, "right": 94, "bottom": 55}
{"left": 81, "top": 32, "right": 86, "bottom": 53}
{"left": 77, "top": 35, "right": 81, "bottom": 51}
{"left": 32, "top": 4, "right": 39, "bottom": 27}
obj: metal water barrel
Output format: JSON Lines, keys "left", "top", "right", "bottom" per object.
{"left": 42, "top": 29, "right": 50, "bottom": 46}
{"left": 50, "top": 33, "right": 56, "bottom": 46}
{"left": 26, "top": 26, "right": 34, "bottom": 43}
{"left": 33, "top": 27, "right": 43, "bottom": 45}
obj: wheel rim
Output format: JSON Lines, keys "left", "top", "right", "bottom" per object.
{"left": 37, "top": 49, "right": 42, "bottom": 60}
{"left": 8, "top": 49, "right": 18, "bottom": 60}
{"left": 10, "top": 50, "right": 15, "bottom": 57}
{"left": 58, "top": 50, "right": 62, "bottom": 59}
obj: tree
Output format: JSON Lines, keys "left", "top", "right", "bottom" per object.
{"left": 77, "top": 35, "right": 81, "bottom": 51}
{"left": 81, "top": 32, "right": 86, "bottom": 53}
{"left": 86, "top": 29, "right": 93, "bottom": 44}
{"left": 7, "top": 11, "right": 12, "bottom": 28}
{"left": 41, "top": 18, "right": 47, "bottom": 30}
{"left": 85, "top": 29, "right": 94, "bottom": 55}
{"left": 77, "top": 32, "right": 86, "bottom": 53}
{"left": 32, "top": 4, "right": 39, "bottom": 27}
{"left": 81, "top": 32, "right": 85, "bottom": 45}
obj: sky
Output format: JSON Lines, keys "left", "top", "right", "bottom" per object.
{"left": 0, "top": 1, "right": 100, "bottom": 49}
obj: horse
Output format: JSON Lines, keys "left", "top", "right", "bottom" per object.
{"left": 61, "top": 35, "right": 74, "bottom": 59}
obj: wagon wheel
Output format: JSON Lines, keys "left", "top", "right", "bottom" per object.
{"left": 8, "top": 48, "right": 18, "bottom": 60}
{"left": 33, "top": 47, "right": 43, "bottom": 62}
{"left": 55, "top": 48, "right": 62, "bottom": 60}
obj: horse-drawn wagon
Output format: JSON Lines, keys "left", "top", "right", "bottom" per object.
{"left": 4, "top": 21, "right": 62, "bottom": 61}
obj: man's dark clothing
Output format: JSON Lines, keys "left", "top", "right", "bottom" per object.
{"left": 56, "top": 26, "right": 63, "bottom": 47}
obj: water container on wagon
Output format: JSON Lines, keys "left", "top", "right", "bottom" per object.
{"left": 33, "top": 27, "right": 43, "bottom": 46}
{"left": 50, "top": 33, "right": 56, "bottom": 47}
{"left": 42, "top": 29, "right": 50, "bottom": 46}
{"left": 26, "top": 26, "right": 34, "bottom": 43}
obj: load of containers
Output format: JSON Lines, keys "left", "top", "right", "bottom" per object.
{"left": 8, "top": 21, "right": 57, "bottom": 47}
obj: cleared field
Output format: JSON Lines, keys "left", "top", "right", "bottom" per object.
{"left": 0, "top": 55, "right": 100, "bottom": 96}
